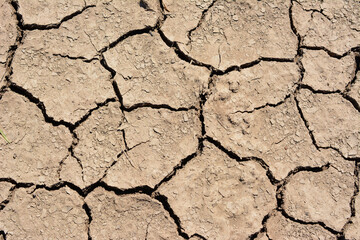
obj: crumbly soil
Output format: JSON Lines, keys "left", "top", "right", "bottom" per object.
{"left": 0, "top": 0, "right": 359, "bottom": 239}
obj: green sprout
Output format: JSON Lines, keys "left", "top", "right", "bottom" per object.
{"left": 0, "top": 129, "right": 10, "bottom": 143}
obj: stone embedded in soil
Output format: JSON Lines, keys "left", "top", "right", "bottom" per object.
{"left": 205, "top": 96, "right": 327, "bottom": 180}
{"left": 283, "top": 150, "right": 355, "bottom": 231}
{"left": 0, "top": 187, "right": 88, "bottom": 239}
{"left": 348, "top": 72, "right": 360, "bottom": 106}
{"left": 266, "top": 212, "right": 336, "bottom": 240}
{"left": 180, "top": 0, "right": 297, "bottom": 70}
{"left": 22, "top": 0, "right": 160, "bottom": 59}
{"left": 104, "top": 108, "right": 200, "bottom": 189}
{"left": 104, "top": 32, "right": 209, "bottom": 109}
{"left": 0, "top": 0, "right": 17, "bottom": 63}
{"left": 208, "top": 61, "right": 299, "bottom": 113}
{"left": 18, "top": 0, "right": 85, "bottom": 26}
{"left": 85, "top": 187, "right": 181, "bottom": 240}
{"left": 12, "top": 41, "right": 114, "bottom": 124}
{"left": 302, "top": 50, "right": 356, "bottom": 91}
{"left": 0, "top": 182, "right": 13, "bottom": 203}
{"left": 297, "top": 89, "right": 360, "bottom": 158}
{"left": 73, "top": 101, "right": 125, "bottom": 187}
{"left": 344, "top": 194, "right": 360, "bottom": 239}
{"left": 59, "top": 156, "right": 85, "bottom": 189}
{"left": 0, "top": 91, "right": 72, "bottom": 185}
{"left": 161, "top": 0, "right": 214, "bottom": 43}
{"left": 293, "top": 0, "right": 360, "bottom": 54}
{"left": 157, "top": 142, "right": 276, "bottom": 240}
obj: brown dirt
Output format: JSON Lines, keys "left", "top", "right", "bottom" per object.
{"left": 0, "top": 0, "right": 359, "bottom": 239}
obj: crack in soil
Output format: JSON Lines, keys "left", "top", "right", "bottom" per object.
{"left": 52, "top": 53, "right": 98, "bottom": 63}
{"left": 1, "top": 0, "right": 359, "bottom": 239}
{"left": 230, "top": 94, "right": 292, "bottom": 114}
{"left": 294, "top": 87, "right": 360, "bottom": 162}
{"left": 9, "top": 83, "right": 74, "bottom": 129}
{"left": 11, "top": 0, "right": 95, "bottom": 31}
{"left": 247, "top": 211, "right": 273, "bottom": 240}
{"left": 186, "top": 0, "right": 219, "bottom": 44}
{"left": 339, "top": 160, "right": 359, "bottom": 238}
{"left": 300, "top": 45, "right": 358, "bottom": 59}
{"left": 82, "top": 203, "right": 93, "bottom": 240}
{"left": 0, "top": 230, "right": 6, "bottom": 240}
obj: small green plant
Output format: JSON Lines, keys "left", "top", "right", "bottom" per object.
{"left": 0, "top": 129, "right": 10, "bottom": 143}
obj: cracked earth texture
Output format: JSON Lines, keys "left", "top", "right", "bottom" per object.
{"left": 0, "top": 0, "right": 359, "bottom": 239}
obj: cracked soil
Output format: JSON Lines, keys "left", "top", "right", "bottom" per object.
{"left": 0, "top": 0, "right": 359, "bottom": 239}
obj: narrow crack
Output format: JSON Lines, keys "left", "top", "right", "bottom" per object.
{"left": 101, "top": 140, "right": 149, "bottom": 182}
{"left": 293, "top": 0, "right": 331, "bottom": 21}
{"left": 279, "top": 163, "right": 331, "bottom": 187}
{"left": 0, "top": 184, "right": 16, "bottom": 212}
{"left": 199, "top": 93, "right": 207, "bottom": 137}
{"left": 153, "top": 152, "right": 198, "bottom": 192}
{"left": 289, "top": 0, "right": 303, "bottom": 54}
{"left": 340, "top": 160, "right": 360, "bottom": 237}
{"left": 0, "top": 230, "right": 6, "bottom": 240}
{"left": 342, "top": 94, "right": 360, "bottom": 113}
{"left": 153, "top": 193, "right": 189, "bottom": 239}
{"left": 52, "top": 53, "right": 98, "bottom": 63}
{"left": 158, "top": 0, "right": 167, "bottom": 12}
{"left": 14, "top": 2, "right": 95, "bottom": 31}
{"left": 293, "top": 93, "right": 320, "bottom": 148}
{"left": 0, "top": 0, "right": 24, "bottom": 93}
{"left": 231, "top": 94, "right": 291, "bottom": 114}
{"left": 72, "top": 98, "right": 117, "bottom": 130}
{"left": 300, "top": 46, "right": 353, "bottom": 59}
{"left": 248, "top": 211, "right": 272, "bottom": 240}
{"left": 57, "top": 154, "right": 70, "bottom": 181}
{"left": 210, "top": 57, "right": 295, "bottom": 76}
{"left": 158, "top": 29, "right": 213, "bottom": 70}
{"left": 9, "top": 83, "right": 74, "bottom": 129}
{"left": 123, "top": 102, "right": 197, "bottom": 112}
{"left": 277, "top": 208, "right": 341, "bottom": 236}
{"left": 345, "top": 55, "right": 360, "bottom": 92}
{"left": 190, "top": 233, "right": 208, "bottom": 240}
{"left": 298, "top": 83, "right": 341, "bottom": 94}
{"left": 205, "top": 136, "right": 280, "bottom": 185}
{"left": 187, "top": 0, "right": 219, "bottom": 43}
{"left": 69, "top": 139, "right": 86, "bottom": 183}
{"left": 99, "top": 23, "right": 160, "bottom": 54}
{"left": 82, "top": 203, "right": 93, "bottom": 240}
{"left": 99, "top": 54, "right": 116, "bottom": 78}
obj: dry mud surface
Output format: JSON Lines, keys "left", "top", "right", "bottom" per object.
{"left": 0, "top": 0, "right": 359, "bottom": 239}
